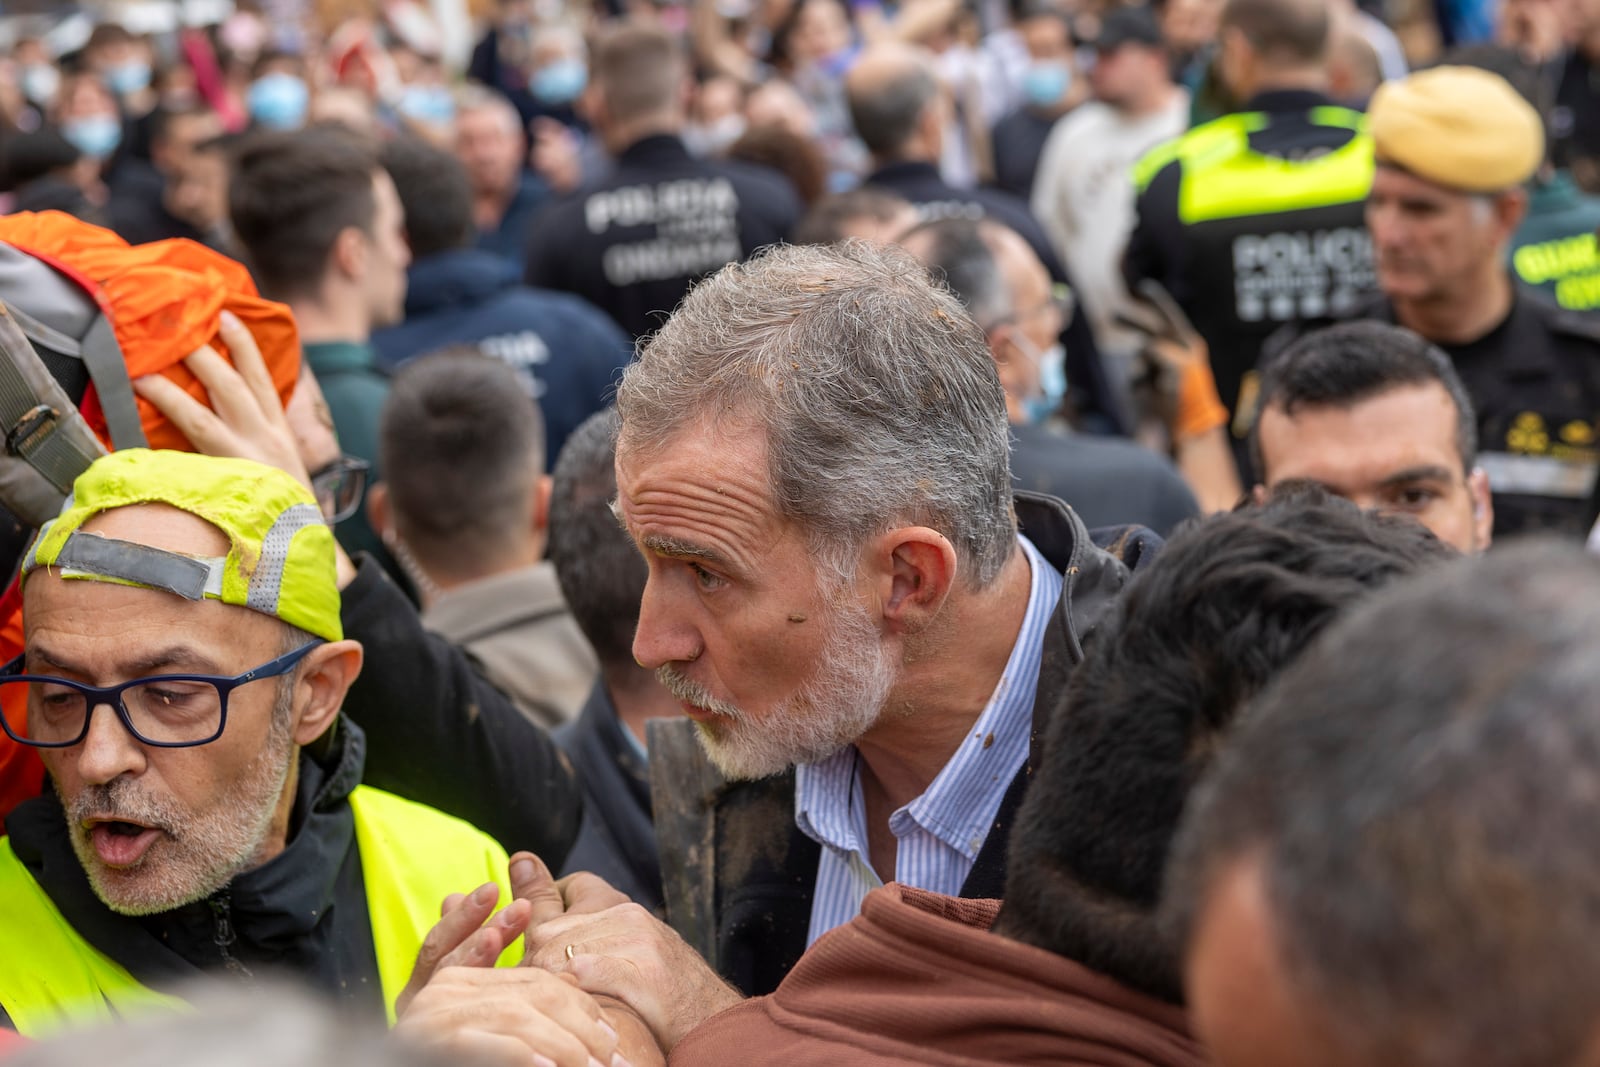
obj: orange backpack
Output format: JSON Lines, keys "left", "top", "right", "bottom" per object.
{"left": 0, "top": 212, "right": 302, "bottom": 828}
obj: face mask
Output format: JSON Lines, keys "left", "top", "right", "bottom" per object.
{"left": 61, "top": 114, "right": 122, "bottom": 159}
{"left": 248, "top": 73, "right": 310, "bottom": 130}
{"left": 399, "top": 84, "right": 456, "bottom": 126}
{"left": 530, "top": 58, "right": 587, "bottom": 105}
{"left": 105, "top": 60, "right": 152, "bottom": 96}
{"left": 20, "top": 64, "right": 60, "bottom": 105}
{"left": 1022, "top": 61, "right": 1071, "bottom": 109}
{"left": 683, "top": 114, "right": 746, "bottom": 157}
{"left": 1016, "top": 334, "right": 1069, "bottom": 424}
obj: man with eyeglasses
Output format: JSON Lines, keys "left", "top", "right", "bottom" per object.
{"left": 0, "top": 449, "right": 607, "bottom": 1048}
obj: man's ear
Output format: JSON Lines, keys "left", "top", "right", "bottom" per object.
{"left": 365, "top": 482, "right": 392, "bottom": 540}
{"left": 331, "top": 224, "right": 367, "bottom": 283}
{"left": 865, "top": 526, "right": 959, "bottom": 637}
{"left": 532, "top": 473, "right": 553, "bottom": 536}
{"left": 989, "top": 326, "right": 1026, "bottom": 397}
{"left": 292, "top": 639, "right": 363, "bottom": 745}
{"left": 1469, "top": 466, "right": 1494, "bottom": 551}
{"left": 1494, "top": 188, "right": 1530, "bottom": 238}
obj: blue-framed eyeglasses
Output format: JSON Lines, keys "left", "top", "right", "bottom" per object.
{"left": 0, "top": 641, "right": 324, "bottom": 750}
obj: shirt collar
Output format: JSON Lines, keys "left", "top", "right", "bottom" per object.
{"left": 795, "top": 535, "right": 1062, "bottom": 860}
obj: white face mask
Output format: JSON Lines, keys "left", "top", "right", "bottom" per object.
{"left": 1012, "top": 332, "right": 1069, "bottom": 424}
{"left": 683, "top": 114, "right": 747, "bottom": 157}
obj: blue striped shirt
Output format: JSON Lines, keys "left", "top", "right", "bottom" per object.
{"left": 794, "top": 535, "right": 1063, "bottom": 945}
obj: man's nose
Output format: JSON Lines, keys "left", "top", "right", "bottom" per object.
{"left": 74, "top": 701, "right": 147, "bottom": 786}
{"left": 632, "top": 578, "right": 703, "bottom": 670}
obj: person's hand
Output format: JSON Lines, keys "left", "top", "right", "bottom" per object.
{"left": 395, "top": 966, "right": 628, "bottom": 1067}
{"left": 132, "top": 311, "right": 311, "bottom": 487}
{"left": 530, "top": 118, "right": 582, "bottom": 195}
{"left": 524, "top": 880, "right": 742, "bottom": 1054}
{"left": 394, "top": 880, "right": 535, "bottom": 1017}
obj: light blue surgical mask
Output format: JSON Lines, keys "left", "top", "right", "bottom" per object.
{"left": 61, "top": 114, "right": 122, "bottom": 159}
{"left": 21, "top": 63, "right": 60, "bottom": 105}
{"left": 1022, "top": 61, "right": 1070, "bottom": 109}
{"left": 248, "top": 73, "right": 310, "bottom": 130}
{"left": 530, "top": 58, "right": 586, "bottom": 105}
{"left": 399, "top": 84, "right": 456, "bottom": 125}
{"left": 1017, "top": 335, "right": 1069, "bottom": 424}
{"left": 105, "top": 60, "right": 152, "bottom": 96}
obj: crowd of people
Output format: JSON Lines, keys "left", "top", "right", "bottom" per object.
{"left": 1, "top": 0, "right": 1600, "bottom": 1061}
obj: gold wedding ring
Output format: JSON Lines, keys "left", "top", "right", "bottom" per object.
{"left": 564, "top": 944, "right": 576, "bottom": 961}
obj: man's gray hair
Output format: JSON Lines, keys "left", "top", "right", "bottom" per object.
{"left": 615, "top": 239, "right": 1017, "bottom": 588}
{"left": 1166, "top": 540, "right": 1600, "bottom": 1067}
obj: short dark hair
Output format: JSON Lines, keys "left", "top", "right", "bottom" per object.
{"left": 1252, "top": 321, "right": 1478, "bottom": 476}
{"left": 995, "top": 489, "right": 1453, "bottom": 1002}
{"left": 228, "top": 124, "right": 381, "bottom": 300}
{"left": 548, "top": 408, "right": 646, "bottom": 671}
{"left": 847, "top": 58, "right": 939, "bottom": 157}
{"left": 1220, "top": 0, "right": 1329, "bottom": 64}
{"left": 1167, "top": 541, "right": 1600, "bottom": 1067}
{"left": 380, "top": 135, "right": 473, "bottom": 259}
{"left": 378, "top": 348, "right": 544, "bottom": 575}
{"left": 595, "top": 24, "right": 685, "bottom": 125}
{"left": 900, "top": 217, "right": 1012, "bottom": 330}
{"left": 792, "top": 187, "right": 915, "bottom": 245}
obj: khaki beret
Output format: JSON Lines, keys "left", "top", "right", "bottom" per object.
{"left": 1368, "top": 66, "right": 1545, "bottom": 193}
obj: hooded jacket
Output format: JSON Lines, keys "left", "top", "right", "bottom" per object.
{"left": 370, "top": 248, "right": 633, "bottom": 462}
{"left": 670, "top": 884, "right": 1202, "bottom": 1067}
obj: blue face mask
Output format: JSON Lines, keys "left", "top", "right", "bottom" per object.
{"left": 105, "top": 60, "right": 151, "bottom": 96}
{"left": 1022, "top": 61, "right": 1071, "bottom": 109}
{"left": 61, "top": 114, "right": 122, "bottom": 159}
{"left": 248, "top": 73, "right": 310, "bottom": 130}
{"left": 1019, "top": 337, "right": 1069, "bottom": 424}
{"left": 399, "top": 84, "right": 456, "bottom": 125}
{"left": 530, "top": 58, "right": 587, "bottom": 105}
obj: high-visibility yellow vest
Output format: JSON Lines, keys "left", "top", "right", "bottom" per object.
{"left": 1133, "top": 107, "right": 1374, "bottom": 225}
{"left": 0, "top": 785, "right": 518, "bottom": 1037}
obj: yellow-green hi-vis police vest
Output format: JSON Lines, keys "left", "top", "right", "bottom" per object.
{"left": 1133, "top": 106, "right": 1374, "bottom": 224}
{"left": 0, "top": 785, "right": 517, "bottom": 1037}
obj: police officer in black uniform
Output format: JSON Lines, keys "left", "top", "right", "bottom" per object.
{"left": 1280, "top": 65, "right": 1600, "bottom": 540}
{"left": 524, "top": 24, "right": 800, "bottom": 340}
{"left": 844, "top": 42, "right": 1129, "bottom": 434}
{"left": 1124, "top": 0, "right": 1378, "bottom": 465}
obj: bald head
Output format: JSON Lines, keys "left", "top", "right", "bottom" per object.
{"left": 846, "top": 43, "right": 942, "bottom": 160}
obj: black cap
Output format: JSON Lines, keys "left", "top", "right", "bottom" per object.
{"left": 1094, "top": 6, "right": 1164, "bottom": 51}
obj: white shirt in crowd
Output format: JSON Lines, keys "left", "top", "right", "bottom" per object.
{"left": 1030, "top": 89, "right": 1190, "bottom": 380}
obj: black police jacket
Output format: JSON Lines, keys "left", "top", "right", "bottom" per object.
{"left": 524, "top": 134, "right": 801, "bottom": 340}
{"left": 659, "top": 492, "right": 1162, "bottom": 998}
{"left": 1125, "top": 89, "right": 1379, "bottom": 440}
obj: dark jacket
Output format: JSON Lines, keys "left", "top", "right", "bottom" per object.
{"left": 524, "top": 134, "right": 801, "bottom": 340}
{"left": 336, "top": 556, "right": 583, "bottom": 864}
{"left": 1009, "top": 420, "right": 1198, "bottom": 537}
{"left": 476, "top": 172, "right": 552, "bottom": 267}
{"left": 0, "top": 719, "right": 385, "bottom": 1029}
{"left": 371, "top": 248, "right": 633, "bottom": 461}
{"left": 866, "top": 160, "right": 1130, "bottom": 436}
{"left": 654, "top": 493, "right": 1161, "bottom": 997}
{"left": 554, "top": 683, "right": 662, "bottom": 912}
{"left": 1124, "top": 89, "right": 1377, "bottom": 439}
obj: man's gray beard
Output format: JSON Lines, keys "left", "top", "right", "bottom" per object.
{"left": 659, "top": 596, "right": 899, "bottom": 781}
{"left": 63, "top": 685, "right": 298, "bottom": 917}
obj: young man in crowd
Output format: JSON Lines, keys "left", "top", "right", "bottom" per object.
{"left": 1252, "top": 321, "right": 1494, "bottom": 553}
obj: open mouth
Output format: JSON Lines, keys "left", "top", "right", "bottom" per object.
{"left": 84, "top": 818, "right": 163, "bottom": 868}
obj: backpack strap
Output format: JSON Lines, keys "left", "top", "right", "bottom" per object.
{"left": 78, "top": 315, "right": 147, "bottom": 450}
{"left": 0, "top": 305, "right": 105, "bottom": 496}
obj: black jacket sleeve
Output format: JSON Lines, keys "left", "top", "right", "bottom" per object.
{"left": 337, "top": 556, "right": 583, "bottom": 866}
{"left": 1122, "top": 161, "right": 1191, "bottom": 305}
